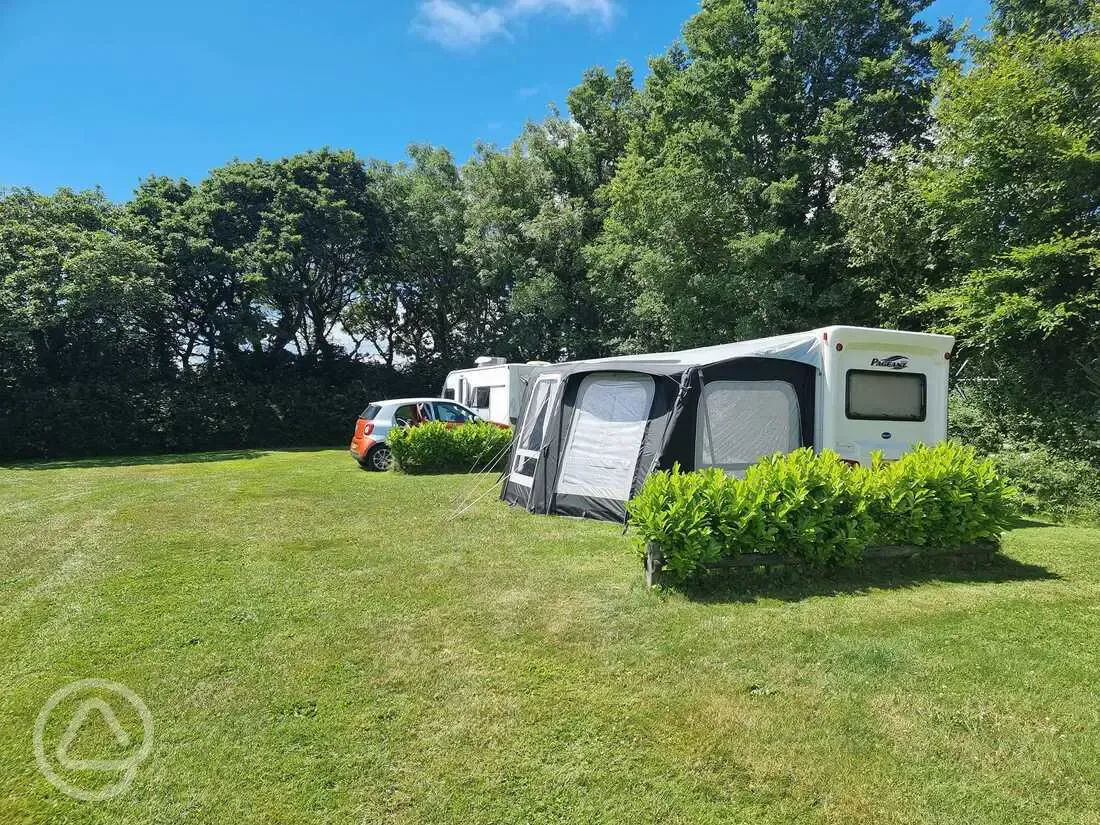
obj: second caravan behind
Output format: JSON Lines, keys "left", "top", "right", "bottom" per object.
{"left": 441, "top": 357, "right": 548, "bottom": 426}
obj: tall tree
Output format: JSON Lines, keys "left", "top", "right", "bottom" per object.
{"left": 459, "top": 140, "right": 546, "bottom": 359}
{"left": 140, "top": 160, "right": 274, "bottom": 368}
{"left": 345, "top": 146, "right": 482, "bottom": 367}
{"left": 840, "top": 7, "right": 1100, "bottom": 454}
{"left": 922, "top": 30, "right": 1100, "bottom": 441}
{"left": 255, "top": 149, "right": 390, "bottom": 363}
{"left": 131, "top": 150, "right": 393, "bottom": 369}
{"left": 991, "top": 0, "right": 1097, "bottom": 36}
{"left": 461, "top": 64, "right": 638, "bottom": 361}
{"left": 591, "top": 0, "right": 951, "bottom": 351}
{"left": 0, "top": 188, "right": 162, "bottom": 386}
{"left": 127, "top": 175, "right": 207, "bottom": 370}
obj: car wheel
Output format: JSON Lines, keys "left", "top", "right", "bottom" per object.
{"left": 366, "top": 444, "right": 393, "bottom": 472}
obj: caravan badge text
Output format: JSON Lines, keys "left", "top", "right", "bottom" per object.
{"left": 870, "top": 355, "right": 910, "bottom": 370}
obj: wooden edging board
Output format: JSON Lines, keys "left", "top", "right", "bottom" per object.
{"left": 644, "top": 541, "right": 999, "bottom": 588}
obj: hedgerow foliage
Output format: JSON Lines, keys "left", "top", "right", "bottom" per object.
{"left": 627, "top": 443, "right": 1019, "bottom": 584}
{"left": 388, "top": 422, "right": 513, "bottom": 474}
{"left": 0, "top": 367, "right": 428, "bottom": 460}
{"left": 864, "top": 445, "right": 1021, "bottom": 548}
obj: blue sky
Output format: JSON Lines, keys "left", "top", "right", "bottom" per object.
{"left": 0, "top": 0, "right": 991, "bottom": 201}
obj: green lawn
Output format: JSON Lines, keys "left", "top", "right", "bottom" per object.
{"left": 1, "top": 450, "right": 1097, "bottom": 824}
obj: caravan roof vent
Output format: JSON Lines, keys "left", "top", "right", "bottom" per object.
{"left": 474, "top": 355, "right": 507, "bottom": 367}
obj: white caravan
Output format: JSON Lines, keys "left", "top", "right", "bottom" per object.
{"left": 441, "top": 357, "right": 548, "bottom": 426}
{"left": 503, "top": 326, "right": 956, "bottom": 521}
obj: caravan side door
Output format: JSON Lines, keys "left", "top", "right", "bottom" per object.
{"left": 509, "top": 373, "right": 560, "bottom": 490}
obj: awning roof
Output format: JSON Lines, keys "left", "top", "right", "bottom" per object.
{"left": 603, "top": 329, "right": 825, "bottom": 369}
{"left": 562, "top": 329, "right": 826, "bottom": 374}
{"left": 538, "top": 326, "right": 953, "bottom": 380}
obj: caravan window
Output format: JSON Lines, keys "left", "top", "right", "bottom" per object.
{"left": 442, "top": 388, "right": 455, "bottom": 400}
{"left": 473, "top": 386, "right": 491, "bottom": 408}
{"left": 556, "top": 373, "right": 655, "bottom": 501}
{"left": 696, "top": 380, "right": 801, "bottom": 472}
{"left": 846, "top": 370, "right": 926, "bottom": 421}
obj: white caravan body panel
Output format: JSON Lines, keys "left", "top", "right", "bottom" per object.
{"left": 818, "top": 326, "right": 953, "bottom": 464}
{"left": 441, "top": 364, "right": 542, "bottom": 425}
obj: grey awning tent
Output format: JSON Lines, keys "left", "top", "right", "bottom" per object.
{"left": 501, "top": 331, "right": 826, "bottom": 522}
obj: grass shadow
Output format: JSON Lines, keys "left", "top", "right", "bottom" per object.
{"left": 393, "top": 468, "right": 507, "bottom": 477}
{"left": 675, "top": 551, "right": 1061, "bottom": 604}
{"left": 1, "top": 449, "right": 271, "bottom": 470}
{"left": 1011, "top": 516, "right": 1060, "bottom": 529}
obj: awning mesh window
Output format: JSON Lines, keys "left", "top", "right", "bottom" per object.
{"left": 510, "top": 377, "right": 557, "bottom": 489}
{"left": 696, "top": 380, "right": 801, "bottom": 472}
{"left": 517, "top": 380, "right": 554, "bottom": 453}
{"left": 556, "top": 373, "right": 655, "bottom": 501}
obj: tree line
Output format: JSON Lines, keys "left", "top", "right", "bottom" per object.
{"left": 1, "top": 0, "right": 1096, "bottom": 460}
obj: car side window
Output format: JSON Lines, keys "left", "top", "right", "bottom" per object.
{"left": 392, "top": 404, "right": 417, "bottom": 425}
{"left": 434, "top": 402, "right": 472, "bottom": 423}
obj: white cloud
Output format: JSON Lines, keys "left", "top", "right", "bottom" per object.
{"left": 414, "top": 1, "right": 509, "bottom": 49}
{"left": 511, "top": 0, "right": 615, "bottom": 25}
{"left": 414, "top": 0, "right": 618, "bottom": 50}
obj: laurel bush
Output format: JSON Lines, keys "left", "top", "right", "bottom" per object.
{"left": 388, "top": 421, "right": 513, "bottom": 473}
{"left": 628, "top": 443, "right": 1019, "bottom": 584}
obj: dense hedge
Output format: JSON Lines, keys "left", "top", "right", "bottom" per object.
{"left": 0, "top": 363, "right": 440, "bottom": 460}
{"left": 628, "top": 443, "right": 1019, "bottom": 584}
{"left": 949, "top": 388, "right": 1100, "bottom": 524}
{"left": 388, "top": 421, "right": 513, "bottom": 474}
{"left": 989, "top": 443, "right": 1100, "bottom": 524}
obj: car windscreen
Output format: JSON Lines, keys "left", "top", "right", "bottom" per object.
{"left": 360, "top": 404, "right": 381, "bottom": 420}
{"left": 845, "top": 370, "right": 926, "bottom": 421}
{"left": 434, "top": 402, "right": 474, "bottom": 422}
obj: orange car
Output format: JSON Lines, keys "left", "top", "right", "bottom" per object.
{"left": 350, "top": 396, "right": 491, "bottom": 470}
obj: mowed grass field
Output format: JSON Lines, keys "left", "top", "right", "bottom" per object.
{"left": 1, "top": 450, "right": 1098, "bottom": 824}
